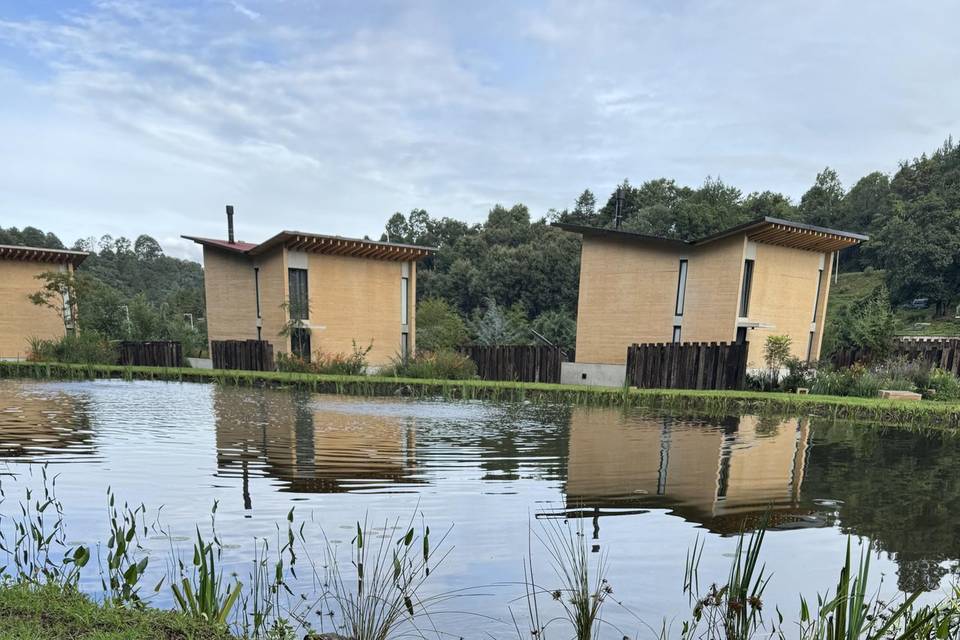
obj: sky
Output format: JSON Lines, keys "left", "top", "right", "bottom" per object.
{"left": 1, "top": 0, "right": 959, "bottom": 261}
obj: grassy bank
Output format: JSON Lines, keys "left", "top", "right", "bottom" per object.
{"left": 0, "top": 582, "right": 233, "bottom": 640}
{"left": 3, "top": 360, "right": 960, "bottom": 428}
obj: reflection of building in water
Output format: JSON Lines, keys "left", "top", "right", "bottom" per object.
{"left": 563, "top": 409, "right": 811, "bottom": 534}
{"left": 213, "top": 388, "right": 418, "bottom": 504}
{"left": 0, "top": 386, "right": 94, "bottom": 459}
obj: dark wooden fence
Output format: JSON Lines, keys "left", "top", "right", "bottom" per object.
{"left": 461, "top": 345, "right": 569, "bottom": 383}
{"left": 832, "top": 337, "right": 960, "bottom": 374}
{"left": 211, "top": 340, "right": 275, "bottom": 371}
{"left": 626, "top": 341, "right": 749, "bottom": 390}
{"left": 117, "top": 341, "right": 182, "bottom": 367}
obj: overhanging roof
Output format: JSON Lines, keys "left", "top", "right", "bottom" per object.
{"left": 0, "top": 244, "right": 88, "bottom": 266}
{"left": 554, "top": 216, "right": 868, "bottom": 253}
{"left": 250, "top": 231, "right": 434, "bottom": 260}
{"left": 182, "top": 231, "right": 435, "bottom": 261}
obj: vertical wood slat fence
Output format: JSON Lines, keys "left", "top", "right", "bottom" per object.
{"left": 117, "top": 341, "right": 182, "bottom": 367}
{"left": 460, "top": 345, "right": 569, "bottom": 383}
{"left": 831, "top": 337, "right": 960, "bottom": 374}
{"left": 211, "top": 340, "right": 275, "bottom": 371}
{"left": 626, "top": 341, "right": 749, "bottom": 390}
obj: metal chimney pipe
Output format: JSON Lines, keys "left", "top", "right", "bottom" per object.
{"left": 226, "top": 205, "right": 235, "bottom": 243}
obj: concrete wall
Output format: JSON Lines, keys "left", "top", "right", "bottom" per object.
{"left": 255, "top": 248, "right": 288, "bottom": 350}
{"left": 743, "top": 243, "right": 831, "bottom": 367}
{"left": 0, "top": 260, "right": 71, "bottom": 359}
{"left": 202, "top": 247, "right": 259, "bottom": 344}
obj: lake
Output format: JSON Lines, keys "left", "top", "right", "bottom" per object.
{"left": 0, "top": 379, "right": 958, "bottom": 637}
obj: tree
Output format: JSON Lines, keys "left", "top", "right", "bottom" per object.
{"left": 763, "top": 335, "right": 792, "bottom": 388}
{"left": 531, "top": 310, "right": 577, "bottom": 350}
{"left": 798, "top": 167, "right": 844, "bottom": 227}
{"left": 823, "top": 286, "right": 897, "bottom": 359}
{"left": 468, "top": 297, "right": 529, "bottom": 345}
{"left": 29, "top": 271, "right": 88, "bottom": 333}
{"left": 742, "top": 191, "right": 795, "bottom": 219}
{"left": 134, "top": 235, "right": 163, "bottom": 260}
{"left": 415, "top": 298, "right": 468, "bottom": 352}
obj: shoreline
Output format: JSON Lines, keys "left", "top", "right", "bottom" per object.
{"left": 2, "top": 360, "right": 959, "bottom": 428}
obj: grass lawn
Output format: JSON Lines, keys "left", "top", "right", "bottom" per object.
{"left": 3, "top": 360, "right": 960, "bottom": 428}
{"left": 0, "top": 582, "right": 233, "bottom": 640}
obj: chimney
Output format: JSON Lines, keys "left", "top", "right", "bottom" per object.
{"left": 226, "top": 205, "right": 235, "bottom": 243}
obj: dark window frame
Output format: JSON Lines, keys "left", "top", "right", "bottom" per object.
{"left": 739, "top": 259, "right": 754, "bottom": 318}
{"left": 254, "top": 267, "right": 261, "bottom": 319}
{"left": 672, "top": 325, "right": 682, "bottom": 343}
{"left": 812, "top": 268, "right": 824, "bottom": 322}
{"left": 401, "top": 276, "right": 409, "bottom": 325}
{"left": 288, "top": 268, "right": 309, "bottom": 320}
{"left": 674, "top": 259, "right": 688, "bottom": 316}
{"left": 291, "top": 327, "right": 311, "bottom": 362}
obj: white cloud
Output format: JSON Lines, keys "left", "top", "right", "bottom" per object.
{"left": 0, "top": 0, "right": 959, "bottom": 260}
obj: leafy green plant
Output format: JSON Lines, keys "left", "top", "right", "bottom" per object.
{"left": 379, "top": 350, "right": 477, "bottom": 380}
{"left": 780, "top": 357, "right": 815, "bottom": 392}
{"left": 102, "top": 489, "right": 151, "bottom": 606}
{"left": 763, "top": 335, "right": 793, "bottom": 389}
{"left": 415, "top": 298, "right": 469, "bottom": 352}
{"left": 171, "top": 529, "right": 243, "bottom": 626}
{"left": 27, "top": 332, "right": 117, "bottom": 365}
{"left": 276, "top": 341, "right": 373, "bottom": 376}
{"left": 925, "top": 368, "right": 960, "bottom": 401}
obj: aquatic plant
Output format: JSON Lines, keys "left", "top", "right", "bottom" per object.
{"left": 171, "top": 528, "right": 243, "bottom": 626}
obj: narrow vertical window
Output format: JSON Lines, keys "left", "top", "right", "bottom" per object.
{"left": 672, "top": 326, "right": 682, "bottom": 343}
{"left": 811, "top": 268, "right": 824, "bottom": 322}
{"left": 291, "top": 328, "right": 311, "bottom": 361}
{"left": 401, "top": 276, "right": 409, "bottom": 325}
{"left": 401, "top": 332, "right": 409, "bottom": 360}
{"left": 288, "top": 268, "right": 308, "bottom": 319}
{"left": 807, "top": 331, "right": 815, "bottom": 362}
{"left": 739, "top": 259, "right": 754, "bottom": 318}
{"left": 254, "top": 267, "right": 261, "bottom": 319}
{"left": 674, "top": 259, "right": 688, "bottom": 316}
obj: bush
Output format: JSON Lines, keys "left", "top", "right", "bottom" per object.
{"left": 873, "top": 356, "right": 929, "bottom": 391}
{"left": 810, "top": 364, "right": 882, "bottom": 398}
{"left": 379, "top": 350, "right": 477, "bottom": 380}
{"left": 779, "top": 357, "right": 815, "bottom": 392}
{"left": 531, "top": 310, "right": 576, "bottom": 350}
{"left": 28, "top": 332, "right": 117, "bottom": 365}
{"left": 416, "top": 298, "right": 469, "bottom": 352}
{"left": 275, "top": 341, "right": 372, "bottom": 376}
{"left": 926, "top": 368, "right": 960, "bottom": 401}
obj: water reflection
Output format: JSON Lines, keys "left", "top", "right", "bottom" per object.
{"left": 0, "top": 380, "right": 958, "bottom": 600}
{"left": 0, "top": 384, "right": 95, "bottom": 461}
{"left": 562, "top": 410, "right": 818, "bottom": 534}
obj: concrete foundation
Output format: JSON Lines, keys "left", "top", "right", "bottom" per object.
{"left": 560, "top": 362, "right": 627, "bottom": 388}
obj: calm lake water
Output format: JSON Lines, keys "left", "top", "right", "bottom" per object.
{"left": 1, "top": 379, "right": 958, "bottom": 637}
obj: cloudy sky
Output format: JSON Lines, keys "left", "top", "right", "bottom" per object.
{"left": 1, "top": 1, "right": 958, "bottom": 260}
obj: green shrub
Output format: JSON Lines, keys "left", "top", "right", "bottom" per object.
{"left": 779, "top": 357, "right": 815, "bottom": 392}
{"left": 810, "top": 364, "right": 881, "bottom": 398}
{"left": 925, "top": 368, "right": 960, "bottom": 401}
{"left": 379, "top": 350, "right": 477, "bottom": 380}
{"left": 416, "top": 298, "right": 469, "bottom": 352}
{"left": 275, "top": 341, "right": 372, "bottom": 376}
{"left": 27, "top": 332, "right": 117, "bottom": 365}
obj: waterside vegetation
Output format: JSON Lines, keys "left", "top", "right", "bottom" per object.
{"left": 2, "top": 360, "right": 960, "bottom": 428}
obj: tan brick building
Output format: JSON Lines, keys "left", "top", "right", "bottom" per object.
{"left": 556, "top": 217, "right": 867, "bottom": 385}
{"left": 0, "top": 244, "right": 88, "bottom": 360}
{"left": 184, "top": 210, "right": 433, "bottom": 368}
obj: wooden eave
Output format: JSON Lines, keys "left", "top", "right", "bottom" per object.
{"left": 251, "top": 231, "right": 434, "bottom": 261}
{"left": 0, "top": 244, "right": 88, "bottom": 266}
{"left": 745, "top": 222, "right": 863, "bottom": 252}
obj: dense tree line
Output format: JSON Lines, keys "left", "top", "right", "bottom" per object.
{"left": 385, "top": 136, "right": 960, "bottom": 349}
{"left": 1, "top": 226, "right": 206, "bottom": 354}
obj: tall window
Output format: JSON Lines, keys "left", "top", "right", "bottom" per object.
{"left": 288, "top": 268, "right": 309, "bottom": 319}
{"left": 739, "top": 259, "right": 754, "bottom": 318}
{"left": 401, "top": 332, "right": 409, "bottom": 360}
{"left": 811, "top": 268, "right": 824, "bottom": 322}
{"left": 806, "top": 331, "right": 815, "bottom": 362}
{"left": 254, "top": 267, "right": 261, "bottom": 319}
{"left": 672, "top": 325, "right": 682, "bottom": 343}
{"left": 674, "top": 259, "right": 688, "bottom": 316}
{"left": 401, "top": 276, "right": 409, "bottom": 324}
